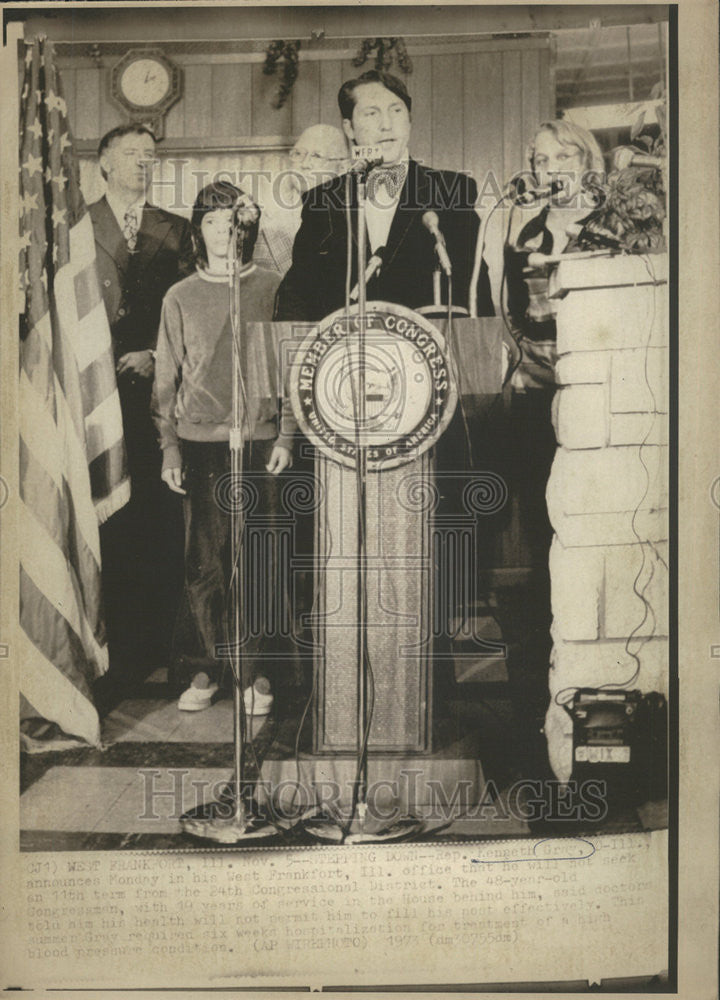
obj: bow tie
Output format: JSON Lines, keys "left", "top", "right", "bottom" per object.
{"left": 367, "top": 163, "right": 408, "bottom": 201}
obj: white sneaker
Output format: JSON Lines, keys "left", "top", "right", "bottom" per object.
{"left": 243, "top": 677, "right": 273, "bottom": 717}
{"left": 177, "top": 679, "right": 219, "bottom": 712}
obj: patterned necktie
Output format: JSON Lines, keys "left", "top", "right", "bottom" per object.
{"left": 367, "top": 163, "right": 408, "bottom": 201}
{"left": 123, "top": 208, "right": 139, "bottom": 252}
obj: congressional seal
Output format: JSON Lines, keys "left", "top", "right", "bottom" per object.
{"left": 289, "top": 302, "right": 458, "bottom": 471}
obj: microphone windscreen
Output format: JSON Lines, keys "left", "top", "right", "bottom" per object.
{"left": 234, "top": 194, "right": 260, "bottom": 227}
{"left": 422, "top": 210, "right": 440, "bottom": 233}
{"left": 613, "top": 147, "right": 636, "bottom": 171}
{"left": 350, "top": 145, "right": 384, "bottom": 174}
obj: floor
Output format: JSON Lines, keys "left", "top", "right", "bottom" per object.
{"left": 19, "top": 671, "right": 523, "bottom": 850}
{"left": 19, "top": 585, "right": 664, "bottom": 851}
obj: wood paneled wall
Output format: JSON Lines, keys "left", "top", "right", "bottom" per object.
{"left": 59, "top": 36, "right": 553, "bottom": 186}
{"left": 60, "top": 36, "right": 552, "bottom": 317}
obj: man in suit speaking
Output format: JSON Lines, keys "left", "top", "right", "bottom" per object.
{"left": 90, "top": 125, "right": 190, "bottom": 706}
{"left": 275, "top": 70, "right": 494, "bottom": 321}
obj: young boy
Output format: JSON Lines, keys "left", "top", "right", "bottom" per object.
{"left": 154, "top": 181, "right": 294, "bottom": 712}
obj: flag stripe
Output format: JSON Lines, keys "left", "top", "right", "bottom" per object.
{"left": 94, "top": 479, "right": 132, "bottom": 525}
{"left": 20, "top": 568, "right": 101, "bottom": 700}
{"left": 74, "top": 300, "right": 114, "bottom": 372}
{"left": 88, "top": 438, "right": 129, "bottom": 499}
{"left": 20, "top": 437, "right": 105, "bottom": 644}
{"left": 19, "top": 368, "right": 64, "bottom": 495}
{"left": 17, "top": 611, "right": 102, "bottom": 749}
{"left": 20, "top": 312, "right": 107, "bottom": 576}
{"left": 52, "top": 276, "right": 94, "bottom": 443}
{"left": 22, "top": 356, "right": 103, "bottom": 566}
{"left": 19, "top": 37, "right": 128, "bottom": 745}
{"left": 73, "top": 253, "right": 103, "bottom": 322}
{"left": 69, "top": 211, "right": 97, "bottom": 273}
{"left": 85, "top": 392, "right": 126, "bottom": 462}
{"left": 20, "top": 314, "right": 56, "bottom": 417}
{"left": 20, "top": 500, "right": 106, "bottom": 670}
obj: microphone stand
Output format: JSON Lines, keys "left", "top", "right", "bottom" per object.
{"left": 304, "top": 168, "right": 423, "bottom": 845}
{"left": 469, "top": 178, "right": 585, "bottom": 316}
{"left": 468, "top": 189, "right": 512, "bottom": 318}
{"left": 416, "top": 265, "right": 470, "bottom": 320}
{"left": 181, "top": 220, "right": 278, "bottom": 844}
{"left": 416, "top": 214, "right": 468, "bottom": 318}
{"left": 351, "top": 171, "right": 372, "bottom": 841}
{"left": 433, "top": 267, "right": 442, "bottom": 310}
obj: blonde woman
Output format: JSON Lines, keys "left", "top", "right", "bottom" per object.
{"left": 505, "top": 119, "right": 605, "bottom": 388}
{"left": 503, "top": 120, "right": 606, "bottom": 727}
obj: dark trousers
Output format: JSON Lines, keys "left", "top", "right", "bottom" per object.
{"left": 177, "top": 438, "right": 295, "bottom": 693}
{"left": 96, "top": 377, "right": 185, "bottom": 710}
{"left": 505, "top": 387, "right": 556, "bottom": 726}
{"left": 508, "top": 387, "right": 555, "bottom": 583}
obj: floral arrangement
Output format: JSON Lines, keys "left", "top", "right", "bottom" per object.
{"left": 263, "top": 40, "right": 302, "bottom": 109}
{"left": 352, "top": 37, "right": 413, "bottom": 74}
{"left": 576, "top": 88, "right": 667, "bottom": 254}
{"left": 577, "top": 163, "right": 666, "bottom": 253}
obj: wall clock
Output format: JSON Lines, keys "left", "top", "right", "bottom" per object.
{"left": 110, "top": 48, "right": 182, "bottom": 139}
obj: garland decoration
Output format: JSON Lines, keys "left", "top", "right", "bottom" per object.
{"left": 263, "top": 40, "right": 302, "bottom": 109}
{"left": 352, "top": 37, "right": 413, "bottom": 74}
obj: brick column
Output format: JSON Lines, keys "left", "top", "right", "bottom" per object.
{"left": 544, "top": 254, "right": 669, "bottom": 781}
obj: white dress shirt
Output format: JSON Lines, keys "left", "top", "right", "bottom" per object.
{"left": 363, "top": 156, "right": 409, "bottom": 254}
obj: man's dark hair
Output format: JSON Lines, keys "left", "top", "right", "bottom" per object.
{"left": 97, "top": 124, "right": 157, "bottom": 180}
{"left": 337, "top": 70, "right": 412, "bottom": 122}
{"left": 190, "top": 181, "right": 260, "bottom": 267}
{"left": 97, "top": 124, "right": 157, "bottom": 161}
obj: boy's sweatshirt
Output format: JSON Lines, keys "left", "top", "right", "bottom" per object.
{"left": 154, "top": 264, "right": 295, "bottom": 472}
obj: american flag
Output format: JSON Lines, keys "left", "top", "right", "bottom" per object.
{"left": 19, "top": 37, "right": 129, "bottom": 746}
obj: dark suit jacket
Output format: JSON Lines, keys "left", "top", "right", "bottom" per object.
{"left": 89, "top": 196, "right": 192, "bottom": 481}
{"left": 89, "top": 196, "right": 192, "bottom": 360}
{"left": 274, "top": 159, "right": 494, "bottom": 322}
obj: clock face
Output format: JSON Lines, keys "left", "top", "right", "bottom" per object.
{"left": 120, "top": 59, "right": 171, "bottom": 108}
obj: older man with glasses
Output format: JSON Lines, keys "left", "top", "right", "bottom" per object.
{"left": 254, "top": 123, "right": 349, "bottom": 277}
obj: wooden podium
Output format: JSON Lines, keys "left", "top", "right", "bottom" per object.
{"left": 240, "top": 313, "right": 510, "bottom": 823}
{"left": 254, "top": 313, "right": 508, "bottom": 759}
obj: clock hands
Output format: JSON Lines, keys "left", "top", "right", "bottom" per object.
{"left": 115, "top": 52, "right": 176, "bottom": 119}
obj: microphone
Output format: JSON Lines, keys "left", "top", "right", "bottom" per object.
{"left": 511, "top": 179, "right": 566, "bottom": 205}
{"left": 350, "top": 246, "right": 386, "bottom": 301}
{"left": 422, "top": 211, "right": 452, "bottom": 277}
{"left": 233, "top": 192, "right": 260, "bottom": 229}
{"left": 349, "top": 145, "right": 384, "bottom": 177}
{"left": 613, "top": 147, "right": 665, "bottom": 171}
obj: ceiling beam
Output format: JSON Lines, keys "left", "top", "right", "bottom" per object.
{"left": 11, "top": 4, "right": 670, "bottom": 44}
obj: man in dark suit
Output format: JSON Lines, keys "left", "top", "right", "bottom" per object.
{"left": 90, "top": 125, "right": 191, "bottom": 708}
{"left": 275, "top": 70, "right": 494, "bottom": 321}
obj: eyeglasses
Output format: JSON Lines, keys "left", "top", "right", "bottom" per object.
{"left": 288, "top": 149, "right": 332, "bottom": 165}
